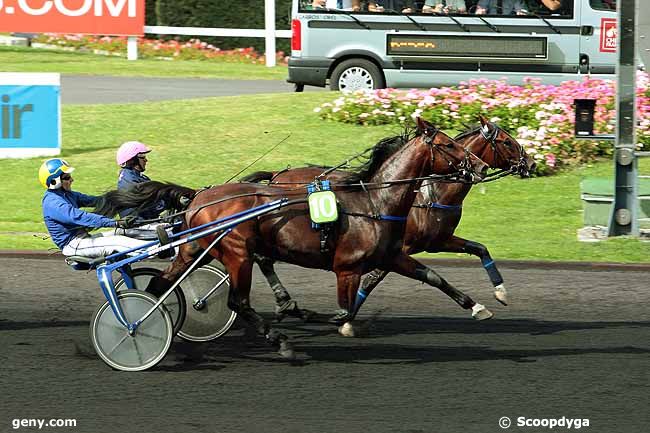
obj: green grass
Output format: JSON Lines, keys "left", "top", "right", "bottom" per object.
{"left": 1, "top": 91, "right": 649, "bottom": 262}
{"left": 0, "top": 46, "right": 288, "bottom": 80}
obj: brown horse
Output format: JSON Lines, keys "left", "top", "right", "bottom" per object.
{"left": 242, "top": 115, "right": 535, "bottom": 331}
{"left": 98, "top": 118, "right": 488, "bottom": 358}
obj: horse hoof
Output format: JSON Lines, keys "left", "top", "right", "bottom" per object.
{"left": 494, "top": 284, "right": 508, "bottom": 306}
{"left": 278, "top": 341, "right": 296, "bottom": 360}
{"left": 338, "top": 322, "right": 356, "bottom": 337}
{"left": 471, "top": 303, "right": 494, "bottom": 321}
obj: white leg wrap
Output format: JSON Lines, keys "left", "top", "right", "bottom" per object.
{"left": 471, "top": 303, "right": 494, "bottom": 320}
{"left": 494, "top": 284, "right": 508, "bottom": 306}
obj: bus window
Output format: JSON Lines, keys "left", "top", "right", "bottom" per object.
{"left": 474, "top": 1, "right": 567, "bottom": 16}
{"left": 300, "top": 0, "right": 575, "bottom": 16}
{"left": 589, "top": 0, "right": 616, "bottom": 11}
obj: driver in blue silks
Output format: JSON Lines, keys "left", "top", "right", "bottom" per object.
{"left": 39, "top": 158, "right": 151, "bottom": 258}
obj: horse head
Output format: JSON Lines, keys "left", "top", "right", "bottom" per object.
{"left": 415, "top": 117, "right": 488, "bottom": 183}
{"left": 469, "top": 114, "right": 536, "bottom": 178}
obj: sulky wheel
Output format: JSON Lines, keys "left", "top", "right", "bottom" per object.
{"left": 114, "top": 267, "right": 187, "bottom": 336}
{"left": 90, "top": 290, "right": 173, "bottom": 372}
{"left": 177, "top": 263, "right": 237, "bottom": 342}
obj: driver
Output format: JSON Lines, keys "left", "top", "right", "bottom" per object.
{"left": 40, "top": 158, "right": 153, "bottom": 258}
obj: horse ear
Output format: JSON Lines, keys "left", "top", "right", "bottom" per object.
{"left": 416, "top": 117, "right": 434, "bottom": 135}
{"left": 478, "top": 114, "right": 492, "bottom": 135}
{"left": 415, "top": 117, "right": 427, "bottom": 132}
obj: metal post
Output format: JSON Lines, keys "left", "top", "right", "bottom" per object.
{"left": 127, "top": 36, "right": 138, "bottom": 61}
{"left": 265, "top": 0, "right": 276, "bottom": 67}
{"left": 608, "top": 0, "right": 639, "bottom": 236}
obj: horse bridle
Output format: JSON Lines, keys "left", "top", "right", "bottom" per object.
{"left": 423, "top": 126, "right": 481, "bottom": 183}
{"left": 480, "top": 122, "right": 530, "bottom": 177}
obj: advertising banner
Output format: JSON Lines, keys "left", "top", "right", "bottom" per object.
{"left": 0, "top": 0, "right": 144, "bottom": 35}
{"left": 0, "top": 73, "right": 61, "bottom": 159}
{"left": 599, "top": 18, "right": 617, "bottom": 53}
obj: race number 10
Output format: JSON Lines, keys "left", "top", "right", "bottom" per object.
{"left": 308, "top": 191, "right": 338, "bottom": 224}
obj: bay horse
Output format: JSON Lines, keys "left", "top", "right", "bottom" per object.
{"left": 95, "top": 118, "right": 488, "bottom": 358}
{"left": 241, "top": 115, "right": 535, "bottom": 331}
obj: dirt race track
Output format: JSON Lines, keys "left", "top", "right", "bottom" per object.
{"left": 1, "top": 256, "right": 649, "bottom": 433}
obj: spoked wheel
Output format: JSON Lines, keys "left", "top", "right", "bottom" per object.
{"left": 177, "top": 263, "right": 237, "bottom": 342}
{"left": 114, "top": 267, "right": 187, "bottom": 336}
{"left": 90, "top": 290, "right": 173, "bottom": 372}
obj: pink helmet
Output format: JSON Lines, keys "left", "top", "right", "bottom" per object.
{"left": 116, "top": 141, "right": 151, "bottom": 166}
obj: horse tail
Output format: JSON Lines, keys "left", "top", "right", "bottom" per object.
{"left": 239, "top": 171, "right": 274, "bottom": 183}
{"left": 94, "top": 181, "right": 196, "bottom": 218}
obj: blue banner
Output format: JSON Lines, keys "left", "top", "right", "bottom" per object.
{"left": 0, "top": 80, "right": 60, "bottom": 158}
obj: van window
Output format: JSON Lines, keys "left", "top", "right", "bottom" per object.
{"left": 589, "top": 0, "right": 616, "bottom": 11}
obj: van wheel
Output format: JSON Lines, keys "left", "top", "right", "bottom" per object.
{"left": 330, "top": 59, "right": 384, "bottom": 92}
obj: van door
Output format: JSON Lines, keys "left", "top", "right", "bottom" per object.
{"left": 579, "top": 0, "right": 618, "bottom": 76}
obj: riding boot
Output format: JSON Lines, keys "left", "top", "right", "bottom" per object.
{"left": 156, "top": 225, "right": 174, "bottom": 259}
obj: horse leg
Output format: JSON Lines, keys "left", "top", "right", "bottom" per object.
{"left": 334, "top": 270, "right": 362, "bottom": 337}
{"left": 432, "top": 236, "right": 508, "bottom": 306}
{"left": 350, "top": 269, "right": 389, "bottom": 317}
{"left": 386, "top": 253, "right": 493, "bottom": 320}
{"left": 252, "top": 253, "right": 316, "bottom": 322}
{"left": 145, "top": 242, "right": 199, "bottom": 296}
{"left": 222, "top": 252, "right": 295, "bottom": 360}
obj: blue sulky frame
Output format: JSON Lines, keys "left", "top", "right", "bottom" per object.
{"left": 95, "top": 198, "right": 289, "bottom": 334}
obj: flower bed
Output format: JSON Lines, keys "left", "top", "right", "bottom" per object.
{"left": 315, "top": 74, "right": 650, "bottom": 175}
{"left": 32, "top": 34, "right": 288, "bottom": 65}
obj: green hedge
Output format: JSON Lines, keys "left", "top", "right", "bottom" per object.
{"left": 155, "top": 0, "right": 292, "bottom": 54}
{"left": 146, "top": 0, "right": 157, "bottom": 25}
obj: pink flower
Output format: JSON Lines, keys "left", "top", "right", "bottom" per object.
{"left": 545, "top": 154, "right": 556, "bottom": 167}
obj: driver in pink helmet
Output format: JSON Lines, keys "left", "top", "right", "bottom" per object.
{"left": 115, "top": 141, "right": 175, "bottom": 254}
{"left": 116, "top": 141, "right": 167, "bottom": 219}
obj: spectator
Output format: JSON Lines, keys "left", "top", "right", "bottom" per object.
{"left": 475, "top": 0, "right": 527, "bottom": 15}
{"left": 528, "top": 0, "right": 571, "bottom": 14}
{"left": 422, "top": 0, "right": 468, "bottom": 13}
{"left": 324, "top": 0, "right": 362, "bottom": 10}
{"left": 370, "top": 0, "right": 421, "bottom": 13}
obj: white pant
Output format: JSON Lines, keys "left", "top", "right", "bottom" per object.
{"left": 115, "top": 223, "right": 169, "bottom": 241}
{"left": 61, "top": 231, "right": 152, "bottom": 258}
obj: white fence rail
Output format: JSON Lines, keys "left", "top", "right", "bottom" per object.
{"left": 127, "top": 0, "right": 291, "bottom": 67}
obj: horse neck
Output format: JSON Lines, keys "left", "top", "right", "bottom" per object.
{"left": 418, "top": 180, "right": 472, "bottom": 207}
{"left": 366, "top": 140, "right": 430, "bottom": 216}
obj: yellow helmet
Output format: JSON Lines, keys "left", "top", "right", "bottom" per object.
{"left": 39, "top": 158, "right": 75, "bottom": 190}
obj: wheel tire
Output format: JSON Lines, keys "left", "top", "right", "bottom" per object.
{"left": 294, "top": 83, "right": 305, "bottom": 92}
{"left": 90, "top": 290, "right": 173, "bottom": 372}
{"left": 177, "top": 263, "right": 237, "bottom": 342}
{"left": 330, "top": 59, "right": 384, "bottom": 92}
{"left": 114, "top": 267, "right": 187, "bottom": 337}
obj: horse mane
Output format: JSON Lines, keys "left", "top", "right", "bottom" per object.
{"left": 94, "top": 181, "right": 196, "bottom": 218}
{"left": 341, "top": 127, "right": 415, "bottom": 184}
{"left": 239, "top": 171, "right": 274, "bottom": 183}
{"left": 454, "top": 124, "right": 482, "bottom": 141}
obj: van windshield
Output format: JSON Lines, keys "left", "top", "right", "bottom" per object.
{"left": 299, "top": 1, "right": 576, "bottom": 17}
